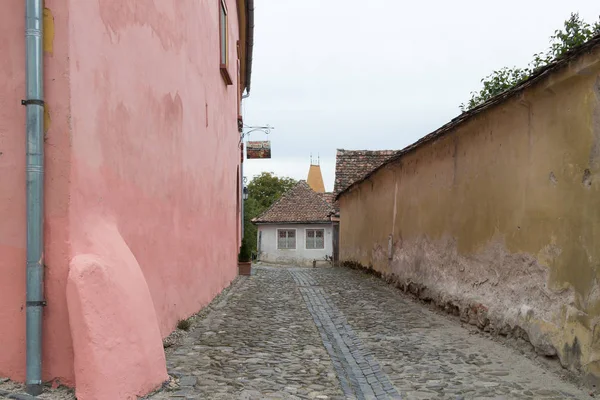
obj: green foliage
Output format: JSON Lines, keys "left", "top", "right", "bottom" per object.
{"left": 243, "top": 196, "right": 260, "bottom": 253}
{"left": 247, "top": 172, "right": 297, "bottom": 211}
{"left": 548, "top": 13, "right": 600, "bottom": 59}
{"left": 461, "top": 13, "right": 600, "bottom": 111}
{"left": 238, "top": 237, "right": 252, "bottom": 262}
{"left": 461, "top": 67, "right": 530, "bottom": 111}
{"left": 243, "top": 172, "right": 297, "bottom": 254}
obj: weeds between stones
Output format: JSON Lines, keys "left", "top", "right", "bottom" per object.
{"left": 176, "top": 319, "right": 191, "bottom": 331}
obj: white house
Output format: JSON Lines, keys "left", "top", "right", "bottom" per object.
{"left": 253, "top": 180, "right": 335, "bottom": 266}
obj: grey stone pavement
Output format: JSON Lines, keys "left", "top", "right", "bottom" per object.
{"left": 147, "top": 265, "right": 591, "bottom": 400}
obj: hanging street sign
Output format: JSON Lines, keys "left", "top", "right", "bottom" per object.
{"left": 247, "top": 140, "right": 271, "bottom": 159}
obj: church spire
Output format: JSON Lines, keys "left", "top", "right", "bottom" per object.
{"left": 307, "top": 154, "right": 325, "bottom": 193}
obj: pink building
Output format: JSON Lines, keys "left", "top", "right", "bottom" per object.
{"left": 0, "top": 0, "right": 253, "bottom": 398}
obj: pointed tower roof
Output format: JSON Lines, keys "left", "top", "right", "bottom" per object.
{"left": 307, "top": 164, "right": 325, "bottom": 193}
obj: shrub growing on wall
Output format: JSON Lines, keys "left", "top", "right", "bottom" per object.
{"left": 461, "top": 13, "right": 600, "bottom": 111}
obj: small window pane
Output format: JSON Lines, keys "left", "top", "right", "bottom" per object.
{"left": 278, "top": 230, "right": 296, "bottom": 249}
{"left": 315, "top": 235, "right": 324, "bottom": 249}
{"left": 306, "top": 229, "right": 324, "bottom": 249}
{"left": 220, "top": 3, "right": 227, "bottom": 65}
{"left": 306, "top": 230, "right": 313, "bottom": 249}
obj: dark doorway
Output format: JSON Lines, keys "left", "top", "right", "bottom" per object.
{"left": 332, "top": 223, "right": 339, "bottom": 266}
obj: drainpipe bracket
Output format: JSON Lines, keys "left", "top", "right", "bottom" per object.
{"left": 26, "top": 301, "right": 47, "bottom": 307}
{"left": 21, "top": 99, "right": 44, "bottom": 106}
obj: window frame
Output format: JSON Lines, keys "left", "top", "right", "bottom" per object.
{"left": 277, "top": 228, "right": 297, "bottom": 250}
{"left": 305, "top": 228, "right": 326, "bottom": 250}
{"left": 218, "top": 0, "right": 233, "bottom": 85}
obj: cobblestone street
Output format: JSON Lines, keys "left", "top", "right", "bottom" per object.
{"left": 146, "top": 265, "right": 591, "bottom": 400}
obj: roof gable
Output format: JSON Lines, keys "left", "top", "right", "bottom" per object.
{"left": 253, "top": 181, "right": 335, "bottom": 224}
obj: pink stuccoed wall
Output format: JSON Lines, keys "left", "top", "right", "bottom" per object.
{"left": 68, "top": 0, "right": 241, "bottom": 339}
{"left": 0, "top": 0, "right": 242, "bottom": 393}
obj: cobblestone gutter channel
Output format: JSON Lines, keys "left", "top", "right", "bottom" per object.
{"left": 290, "top": 269, "right": 401, "bottom": 399}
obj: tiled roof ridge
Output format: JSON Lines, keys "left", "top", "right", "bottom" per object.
{"left": 252, "top": 180, "right": 335, "bottom": 224}
{"left": 336, "top": 149, "right": 397, "bottom": 154}
{"left": 334, "top": 149, "right": 397, "bottom": 196}
{"left": 252, "top": 180, "right": 308, "bottom": 222}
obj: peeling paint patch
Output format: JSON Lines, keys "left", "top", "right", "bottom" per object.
{"left": 549, "top": 171, "right": 558, "bottom": 186}
{"left": 583, "top": 169, "right": 592, "bottom": 188}
{"left": 44, "top": 104, "right": 51, "bottom": 134}
{"left": 43, "top": 8, "right": 54, "bottom": 54}
{"left": 343, "top": 234, "right": 580, "bottom": 366}
{"left": 563, "top": 337, "right": 583, "bottom": 370}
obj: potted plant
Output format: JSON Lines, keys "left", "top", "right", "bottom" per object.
{"left": 238, "top": 238, "right": 252, "bottom": 276}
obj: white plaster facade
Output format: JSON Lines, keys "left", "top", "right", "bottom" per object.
{"left": 257, "top": 223, "right": 334, "bottom": 266}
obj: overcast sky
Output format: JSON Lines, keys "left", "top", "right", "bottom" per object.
{"left": 242, "top": 0, "right": 600, "bottom": 191}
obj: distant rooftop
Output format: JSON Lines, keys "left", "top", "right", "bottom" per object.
{"left": 334, "top": 149, "right": 397, "bottom": 196}
{"left": 252, "top": 181, "right": 334, "bottom": 224}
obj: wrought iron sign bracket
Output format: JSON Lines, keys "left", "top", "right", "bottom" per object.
{"left": 239, "top": 124, "right": 274, "bottom": 147}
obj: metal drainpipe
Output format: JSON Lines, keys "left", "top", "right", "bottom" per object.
{"left": 24, "top": 0, "right": 45, "bottom": 395}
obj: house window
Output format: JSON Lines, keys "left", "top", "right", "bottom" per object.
{"left": 277, "top": 229, "right": 296, "bottom": 249}
{"left": 219, "top": 0, "right": 232, "bottom": 85}
{"left": 306, "top": 229, "right": 325, "bottom": 249}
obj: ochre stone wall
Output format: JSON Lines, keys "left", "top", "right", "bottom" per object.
{"left": 340, "top": 47, "right": 600, "bottom": 382}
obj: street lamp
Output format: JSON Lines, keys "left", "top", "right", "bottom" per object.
{"left": 242, "top": 186, "right": 248, "bottom": 200}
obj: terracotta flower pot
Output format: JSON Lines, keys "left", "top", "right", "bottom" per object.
{"left": 238, "top": 261, "right": 252, "bottom": 276}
